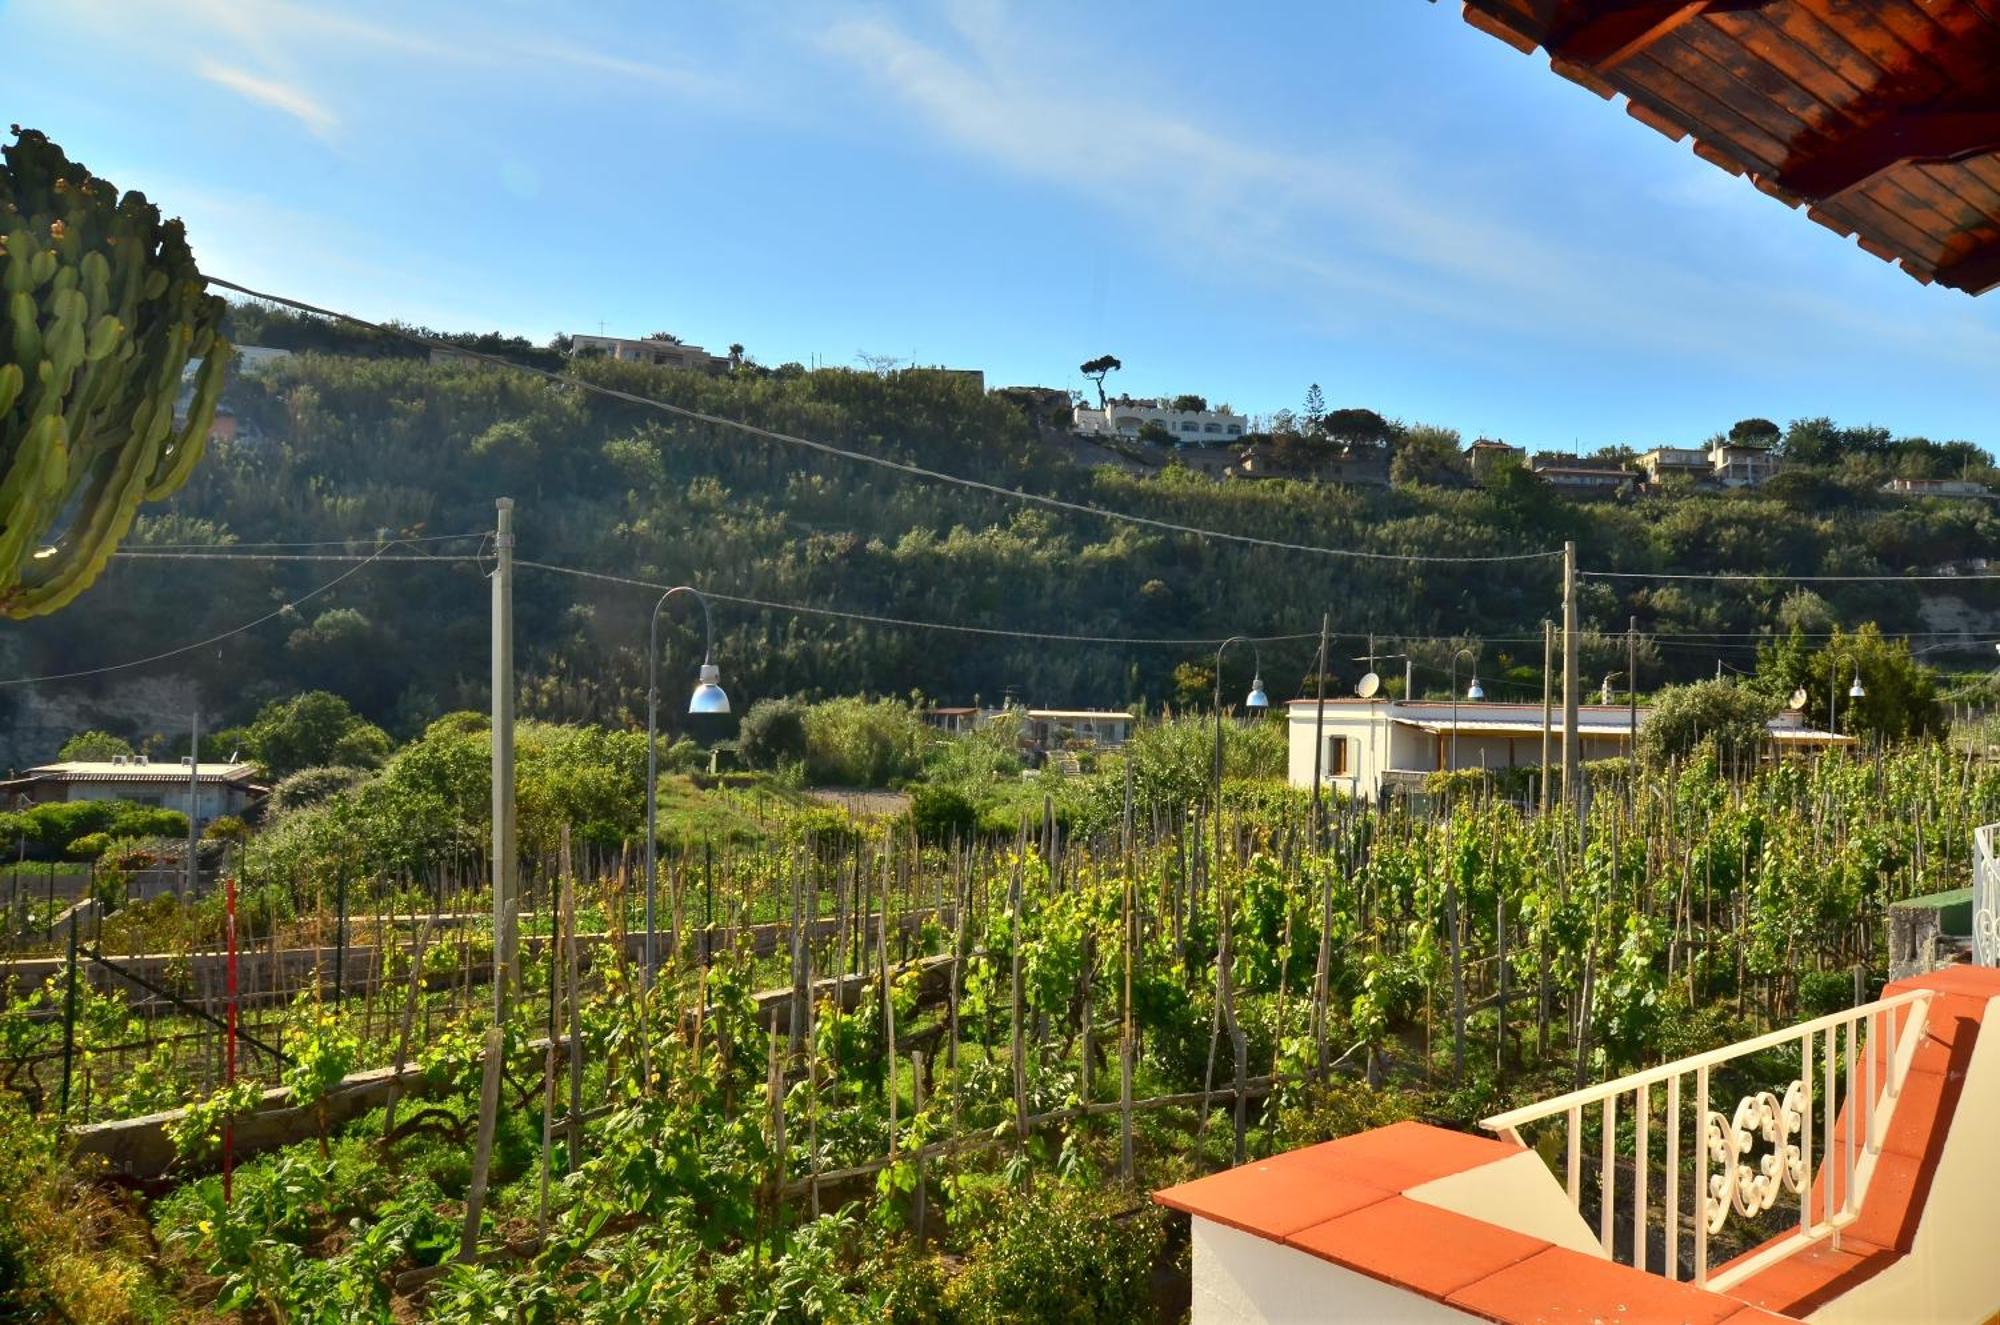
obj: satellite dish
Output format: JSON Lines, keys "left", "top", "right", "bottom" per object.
{"left": 1788, "top": 687, "right": 1809, "bottom": 711}
{"left": 1357, "top": 672, "right": 1382, "bottom": 698}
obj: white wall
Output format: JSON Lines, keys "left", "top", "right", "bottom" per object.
{"left": 1808, "top": 994, "right": 2000, "bottom": 1325}
{"left": 1405, "top": 1150, "right": 1603, "bottom": 1257}
{"left": 1191, "top": 1218, "right": 1480, "bottom": 1324}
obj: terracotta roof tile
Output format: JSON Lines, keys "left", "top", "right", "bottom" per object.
{"left": 1449, "top": 1246, "right": 1746, "bottom": 1325}
{"left": 1722, "top": 1233, "right": 1895, "bottom": 1317}
{"left": 1286, "top": 1195, "right": 1549, "bottom": 1299}
{"left": 1299, "top": 1119, "right": 1525, "bottom": 1190}
{"left": 1152, "top": 1156, "right": 1390, "bottom": 1239}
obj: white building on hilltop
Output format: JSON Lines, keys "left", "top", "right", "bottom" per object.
{"left": 1286, "top": 698, "right": 1845, "bottom": 801}
{"left": 570, "top": 334, "right": 732, "bottom": 374}
{"left": 1073, "top": 399, "right": 1247, "bottom": 446}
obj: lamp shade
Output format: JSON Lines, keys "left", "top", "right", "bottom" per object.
{"left": 689, "top": 662, "right": 731, "bottom": 714}
{"left": 1848, "top": 673, "right": 1865, "bottom": 699}
{"left": 1245, "top": 675, "right": 1269, "bottom": 709}
{"left": 1466, "top": 677, "right": 1485, "bottom": 701}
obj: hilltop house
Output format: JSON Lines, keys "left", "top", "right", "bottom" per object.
{"left": 0, "top": 758, "right": 265, "bottom": 827}
{"left": 1529, "top": 460, "right": 1634, "bottom": 497}
{"left": 1465, "top": 438, "right": 1526, "bottom": 478}
{"left": 1286, "top": 698, "right": 1845, "bottom": 801}
{"left": 570, "top": 334, "right": 733, "bottom": 375}
{"left": 1710, "top": 437, "right": 1782, "bottom": 487}
{"left": 1634, "top": 445, "right": 1710, "bottom": 485}
{"left": 1073, "top": 398, "right": 1248, "bottom": 446}
{"left": 1883, "top": 477, "right": 1990, "bottom": 499}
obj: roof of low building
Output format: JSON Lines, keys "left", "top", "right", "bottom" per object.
{"left": 17, "top": 760, "right": 261, "bottom": 783}
{"left": 1026, "top": 709, "right": 1134, "bottom": 721}
{"left": 1460, "top": 0, "right": 2000, "bottom": 295}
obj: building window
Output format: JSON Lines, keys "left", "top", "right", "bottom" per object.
{"left": 1181, "top": 421, "right": 1200, "bottom": 432}
{"left": 1226, "top": 425, "right": 1242, "bottom": 436}
{"left": 1326, "top": 737, "right": 1350, "bottom": 776}
{"left": 1205, "top": 423, "right": 1222, "bottom": 433}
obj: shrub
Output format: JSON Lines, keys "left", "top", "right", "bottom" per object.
{"left": 56, "top": 731, "right": 133, "bottom": 762}
{"left": 950, "top": 1182, "right": 1163, "bottom": 1324}
{"left": 910, "top": 783, "right": 978, "bottom": 843}
{"left": 737, "top": 696, "right": 808, "bottom": 770}
{"left": 270, "top": 766, "right": 369, "bottom": 814}
{"left": 801, "top": 698, "right": 926, "bottom": 787}
{"left": 63, "top": 832, "right": 109, "bottom": 862}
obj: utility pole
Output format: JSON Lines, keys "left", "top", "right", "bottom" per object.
{"left": 1539, "top": 620, "right": 1553, "bottom": 814}
{"left": 491, "top": 498, "right": 518, "bottom": 1024}
{"left": 1627, "top": 614, "right": 1639, "bottom": 747}
{"left": 1309, "top": 613, "right": 1330, "bottom": 837}
{"left": 186, "top": 702, "right": 200, "bottom": 899}
{"left": 1561, "top": 540, "right": 1580, "bottom": 808}
{"left": 1405, "top": 657, "right": 1416, "bottom": 701}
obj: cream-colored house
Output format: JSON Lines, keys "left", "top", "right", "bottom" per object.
{"left": 1286, "top": 699, "right": 1844, "bottom": 800}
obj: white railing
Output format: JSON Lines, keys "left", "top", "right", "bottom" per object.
{"left": 1482, "top": 987, "right": 1934, "bottom": 1291}
{"left": 1974, "top": 823, "right": 1999, "bottom": 967}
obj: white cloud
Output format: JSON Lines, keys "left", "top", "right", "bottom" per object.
{"left": 814, "top": 4, "right": 2000, "bottom": 368}
{"left": 196, "top": 59, "right": 337, "bottom": 136}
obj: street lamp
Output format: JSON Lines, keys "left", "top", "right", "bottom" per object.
{"left": 1449, "top": 647, "right": 1480, "bottom": 772}
{"left": 1211, "top": 636, "right": 1268, "bottom": 835}
{"left": 645, "top": 585, "right": 727, "bottom": 986}
{"left": 1830, "top": 655, "right": 1863, "bottom": 738}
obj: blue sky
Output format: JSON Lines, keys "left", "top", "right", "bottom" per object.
{"left": 8, "top": 0, "right": 2000, "bottom": 452}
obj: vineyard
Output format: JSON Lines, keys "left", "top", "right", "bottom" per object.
{"left": 1, "top": 742, "right": 1994, "bottom": 1322}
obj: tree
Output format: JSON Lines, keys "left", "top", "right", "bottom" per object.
{"left": 244, "top": 692, "right": 392, "bottom": 779}
{"left": 1, "top": 128, "right": 230, "bottom": 617}
{"left": 1136, "top": 421, "right": 1175, "bottom": 447}
{"left": 1755, "top": 623, "right": 1941, "bottom": 741}
{"left": 1170, "top": 393, "right": 1207, "bottom": 412}
{"left": 1390, "top": 425, "right": 1469, "bottom": 487}
{"left": 1079, "top": 355, "right": 1122, "bottom": 410}
{"left": 1170, "top": 661, "right": 1213, "bottom": 711}
{"left": 1323, "top": 407, "right": 1392, "bottom": 448}
{"left": 57, "top": 730, "right": 132, "bottom": 762}
{"left": 1302, "top": 383, "right": 1325, "bottom": 434}
{"left": 1729, "top": 417, "right": 1781, "bottom": 448}
{"left": 1636, "top": 680, "right": 1776, "bottom": 767}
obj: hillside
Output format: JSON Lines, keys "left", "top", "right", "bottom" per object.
{"left": 5, "top": 338, "right": 1999, "bottom": 764}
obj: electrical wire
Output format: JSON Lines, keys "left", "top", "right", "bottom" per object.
{"left": 0, "top": 545, "right": 408, "bottom": 688}
{"left": 128, "top": 532, "right": 488, "bottom": 550}
{"left": 516, "top": 558, "right": 1319, "bottom": 647}
{"left": 1582, "top": 568, "right": 2000, "bottom": 584}
{"left": 205, "top": 277, "right": 1563, "bottom": 568}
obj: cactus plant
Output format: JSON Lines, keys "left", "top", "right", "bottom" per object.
{"left": 0, "top": 126, "right": 229, "bottom": 617}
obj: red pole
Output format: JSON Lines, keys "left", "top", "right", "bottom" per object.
{"left": 223, "top": 875, "right": 238, "bottom": 1205}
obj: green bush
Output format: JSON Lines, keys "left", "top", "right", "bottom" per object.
{"left": 950, "top": 1182, "right": 1164, "bottom": 1324}
{"left": 802, "top": 697, "right": 926, "bottom": 787}
{"left": 737, "top": 696, "right": 808, "bottom": 770}
{"left": 911, "top": 783, "right": 978, "bottom": 843}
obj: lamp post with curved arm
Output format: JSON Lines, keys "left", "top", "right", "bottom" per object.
{"left": 1209, "top": 634, "right": 1266, "bottom": 1163}
{"left": 1830, "top": 653, "right": 1864, "bottom": 739}
{"left": 1448, "top": 647, "right": 1482, "bottom": 774}
{"left": 646, "top": 586, "right": 729, "bottom": 986}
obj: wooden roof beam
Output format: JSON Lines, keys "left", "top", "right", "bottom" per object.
{"left": 1547, "top": 0, "right": 1778, "bottom": 72}
{"left": 1777, "top": 112, "right": 2000, "bottom": 200}
{"left": 1934, "top": 240, "right": 2000, "bottom": 296}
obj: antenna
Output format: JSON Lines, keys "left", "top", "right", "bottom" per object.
{"left": 1357, "top": 672, "right": 1381, "bottom": 699}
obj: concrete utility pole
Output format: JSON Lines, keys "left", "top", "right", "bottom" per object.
{"left": 1561, "top": 540, "right": 1580, "bottom": 807}
{"left": 1627, "top": 614, "right": 1639, "bottom": 746}
{"left": 491, "top": 498, "right": 518, "bottom": 1024}
{"left": 1540, "top": 620, "right": 1553, "bottom": 814}
{"left": 186, "top": 702, "right": 200, "bottom": 898}
{"left": 1309, "top": 613, "right": 1330, "bottom": 836}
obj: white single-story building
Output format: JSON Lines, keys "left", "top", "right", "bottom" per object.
{"left": 0, "top": 758, "right": 265, "bottom": 826}
{"left": 1026, "top": 709, "right": 1134, "bottom": 749}
{"left": 1286, "top": 699, "right": 1846, "bottom": 801}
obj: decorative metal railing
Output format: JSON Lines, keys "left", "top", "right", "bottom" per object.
{"left": 1482, "top": 987, "right": 1934, "bottom": 1290}
{"left": 1974, "top": 822, "right": 1999, "bottom": 967}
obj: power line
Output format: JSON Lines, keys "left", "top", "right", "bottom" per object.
{"left": 516, "top": 558, "right": 1319, "bottom": 647}
{"left": 0, "top": 546, "right": 409, "bottom": 688}
{"left": 206, "top": 277, "right": 1562, "bottom": 568}
{"left": 129, "top": 532, "right": 488, "bottom": 550}
{"left": 1581, "top": 567, "right": 2000, "bottom": 584}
